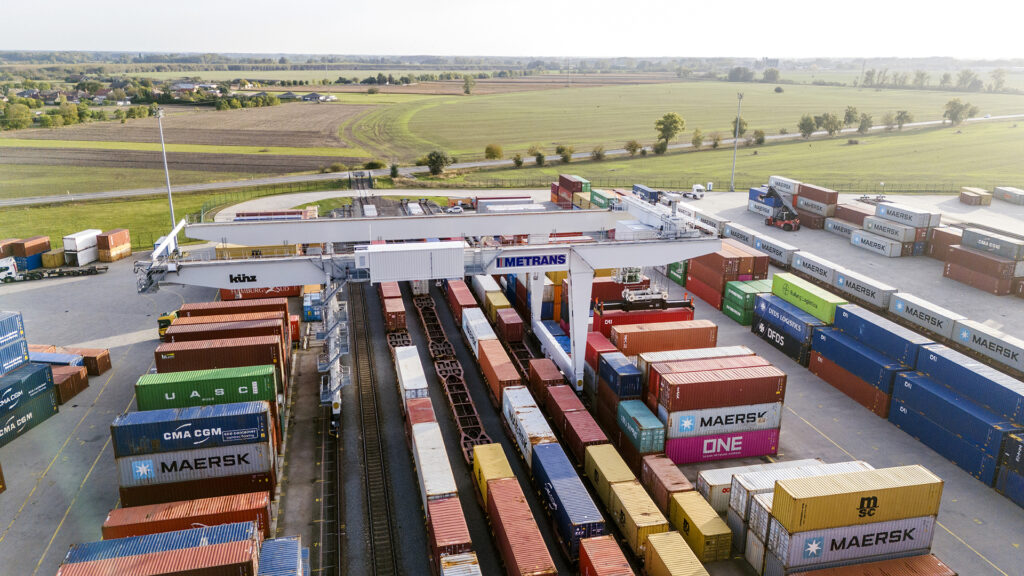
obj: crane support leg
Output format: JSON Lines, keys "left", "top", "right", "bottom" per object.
{"left": 529, "top": 271, "right": 545, "bottom": 326}
{"left": 567, "top": 253, "right": 595, "bottom": 391}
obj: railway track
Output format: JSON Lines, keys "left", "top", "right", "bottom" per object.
{"left": 315, "top": 404, "right": 340, "bottom": 575}
{"left": 349, "top": 286, "right": 398, "bottom": 575}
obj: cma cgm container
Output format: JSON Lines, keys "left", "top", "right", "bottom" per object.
{"left": 481, "top": 339, "right": 521, "bottom": 402}
{"left": 55, "top": 539, "right": 259, "bottom": 576}
{"left": 62, "top": 522, "right": 259, "bottom": 564}
{"left": 644, "top": 531, "right": 710, "bottom": 576}
{"left": 608, "top": 480, "right": 669, "bottom": 556}
{"left": 0, "top": 338, "right": 29, "bottom": 374}
{"left": 0, "top": 311, "right": 26, "bottom": 345}
{"left": 669, "top": 491, "right": 732, "bottom": 562}
{"left": 610, "top": 320, "right": 718, "bottom": 357}
{"left": 411, "top": 422, "right": 458, "bottom": 513}
{"left": 564, "top": 410, "right": 608, "bottom": 465}
{"left": 472, "top": 443, "right": 514, "bottom": 508}
{"left": 394, "top": 346, "right": 429, "bottom": 409}
{"left": 641, "top": 454, "right": 693, "bottom": 516}
{"left": 584, "top": 444, "right": 635, "bottom": 510}
{"left": 502, "top": 387, "right": 557, "bottom": 470}
{"left": 696, "top": 459, "right": 822, "bottom": 513}
{"left": 666, "top": 428, "right": 780, "bottom": 465}
{"left": 117, "top": 442, "right": 275, "bottom": 488}
{"left": 446, "top": 280, "right": 477, "bottom": 324}
{"left": 772, "top": 274, "right": 847, "bottom": 324}
{"left": 658, "top": 366, "right": 787, "bottom": 412}
{"left": 960, "top": 228, "right": 1024, "bottom": 261}
{"left": 101, "top": 492, "right": 271, "bottom": 539}
{"left": 110, "top": 402, "right": 273, "bottom": 458}
{"left": 487, "top": 477, "right": 557, "bottom": 576}
{"left": 579, "top": 535, "right": 631, "bottom": 576}
{"left": 154, "top": 336, "right": 286, "bottom": 394}
{"left": 771, "top": 466, "right": 943, "bottom": 533}
{"left": 0, "top": 388, "right": 58, "bottom": 449}
{"left": 0, "top": 363, "right": 54, "bottom": 417}
{"left": 531, "top": 442, "right": 606, "bottom": 560}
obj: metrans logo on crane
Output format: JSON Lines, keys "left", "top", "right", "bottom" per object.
{"left": 497, "top": 254, "right": 566, "bottom": 269}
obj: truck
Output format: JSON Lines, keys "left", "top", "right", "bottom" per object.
{"left": 157, "top": 311, "right": 178, "bottom": 339}
{"left": 760, "top": 187, "right": 801, "bottom": 232}
{"left": 1, "top": 256, "right": 109, "bottom": 283}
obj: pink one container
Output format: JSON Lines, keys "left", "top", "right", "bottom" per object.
{"left": 665, "top": 428, "right": 779, "bottom": 464}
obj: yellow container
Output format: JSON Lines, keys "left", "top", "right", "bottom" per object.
{"left": 215, "top": 244, "right": 300, "bottom": 259}
{"left": 584, "top": 444, "right": 635, "bottom": 509}
{"left": 472, "top": 443, "right": 513, "bottom": 508}
{"left": 669, "top": 491, "right": 732, "bottom": 562}
{"left": 644, "top": 531, "right": 709, "bottom": 576}
{"left": 573, "top": 192, "right": 590, "bottom": 209}
{"left": 772, "top": 465, "right": 944, "bottom": 533}
{"left": 42, "top": 249, "right": 65, "bottom": 268}
{"left": 302, "top": 284, "right": 323, "bottom": 295}
{"left": 608, "top": 480, "right": 669, "bottom": 557}
{"left": 546, "top": 271, "right": 568, "bottom": 284}
{"left": 594, "top": 268, "right": 615, "bottom": 277}
{"left": 485, "top": 291, "right": 511, "bottom": 323}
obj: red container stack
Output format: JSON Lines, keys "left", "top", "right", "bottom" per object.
{"left": 445, "top": 280, "right": 477, "bottom": 324}
{"left": 119, "top": 473, "right": 276, "bottom": 507}
{"left": 96, "top": 228, "right": 132, "bottom": 262}
{"left": 427, "top": 497, "right": 473, "bottom": 570}
{"left": 528, "top": 358, "right": 564, "bottom": 401}
{"left": 640, "top": 454, "right": 694, "bottom": 516}
{"left": 585, "top": 332, "right": 618, "bottom": 370}
{"left": 808, "top": 351, "right": 891, "bottom": 418}
{"left": 546, "top": 385, "right": 585, "bottom": 436}
{"left": 834, "top": 202, "right": 875, "bottom": 226}
{"left": 101, "top": 492, "right": 272, "bottom": 539}
{"left": 579, "top": 535, "right": 632, "bottom": 576}
{"left": 177, "top": 298, "right": 289, "bottom": 320}
{"left": 61, "top": 346, "right": 112, "bottom": 376}
{"left": 496, "top": 308, "right": 524, "bottom": 343}
{"left": 564, "top": 410, "right": 609, "bottom": 465}
{"left": 154, "top": 336, "right": 287, "bottom": 394}
{"left": 610, "top": 319, "right": 718, "bottom": 356}
{"left": 486, "top": 477, "right": 557, "bottom": 576}
{"left": 12, "top": 236, "right": 51, "bottom": 257}
{"left": 685, "top": 240, "right": 768, "bottom": 309}
{"left": 927, "top": 227, "right": 964, "bottom": 261}
{"left": 658, "top": 365, "right": 787, "bottom": 412}
{"left": 55, "top": 540, "right": 260, "bottom": 576}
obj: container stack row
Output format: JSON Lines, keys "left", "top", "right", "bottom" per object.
{"left": 748, "top": 177, "right": 839, "bottom": 230}
{"left": 721, "top": 278, "right": 773, "bottom": 326}
{"left": 550, "top": 174, "right": 591, "bottom": 210}
{"left": 940, "top": 227, "right": 1024, "bottom": 297}
{"left": 28, "top": 342, "right": 111, "bottom": 404}
{"left": 683, "top": 238, "right": 770, "bottom": 310}
{"left": 0, "top": 310, "right": 60, "bottom": 449}
{"left": 959, "top": 186, "right": 993, "bottom": 205}
{"left": 1, "top": 236, "right": 53, "bottom": 271}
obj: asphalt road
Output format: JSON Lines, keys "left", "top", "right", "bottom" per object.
{"left": 3, "top": 114, "right": 1022, "bottom": 208}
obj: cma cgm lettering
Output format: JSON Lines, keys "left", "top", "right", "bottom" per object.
{"left": 665, "top": 428, "right": 779, "bottom": 464}
{"left": 496, "top": 254, "right": 566, "bottom": 269}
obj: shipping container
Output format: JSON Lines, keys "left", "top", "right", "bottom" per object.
{"left": 834, "top": 305, "right": 931, "bottom": 368}
{"left": 394, "top": 345, "right": 429, "bottom": 409}
{"left": 946, "top": 245, "right": 1024, "bottom": 278}
{"left": 771, "top": 466, "right": 944, "bottom": 533}
{"left": 503, "top": 387, "right": 556, "bottom": 470}
{"left": 55, "top": 539, "right": 259, "bottom": 576}
{"left": 134, "top": 366, "right": 276, "bottom": 411}
{"left": 578, "top": 535, "right": 632, "bottom": 576}
{"left": 63, "top": 522, "right": 259, "bottom": 564}
{"left": 749, "top": 492, "right": 773, "bottom": 544}
{"left": 598, "top": 353, "right": 643, "bottom": 399}
{"left": 52, "top": 365, "right": 87, "bottom": 405}
{"left": 669, "top": 491, "right": 732, "bottom": 562}
{"left": 786, "top": 554, "right": 954, "bottom": 576}
{"left": 696, "top": 459, "right": 823, "bottom": 513}
{"left": 850, "top": 231, "right": 903, "bottom": 258}
{"left": 995, "top": 465, "right": 1024, "bottom": 507}
{"left": 812, "top": 328, "right": 906, "bottom": 393}
{"left": 915, "top": 344, "right": 1024, "bottom": 424}
{"left": 382, "top": 298, "right": 406, "bottom": 333}
{"left": 110, "top": 402, "right": 272, "bottom": 458}
{"left": 1002, "top": 433, "right": 1024, "bottom": 476}
{"left": 96, "top": 229, "right": 131, "bottom": 250}
{"left": 532, "top": 443, "right": 606, "bottom": 560}
{"left": 585, "top": 333, "right": 617, "bottom": 370}
{"left": 772, "top": 274, "right": 847, "bottom": 324}
{"left": 752, "top": 314, "right": 813, "bottom": 366}
{"left": 644, "top": 531, "right": 710, "bottom": 576}
{"left": 616, "top": 400, "right": 665, "bottom": 454}
{"left": 428, "top": 497, "right": 473, "bottom": 563}
{"left": 177, "top": 298, "right": 289, "bottom": 320}
{"left": 863, "top": 216, "right": 918, "bottom": 243}
{"left": 61, "top": 347, "right": 112, "bottom": 376}
{"left": 824, "top": 218, "right": 859, "bottom": 239}
{"left": 63, "top": 229, "right": 101, "bottom": 252}
{"left": 530, "top": 359, "right": 564, "bottom": 401}
{"left": 659, "top": 366, "right": 787, "bottom": 412}
{"left": 101, "top": 492, "right": 271, "bottom": 540}
{"left": 0, "top": 362, "right": 53, "bottom": 416}
{"left": 749, "top": 199, "right": 775, "bottom": 218}
{"left": 724, "top": 223, "right": 758, "bottom": 246}
{"left": 584, "top": 444, "right": 635, "bottom": 509}
{"left": 886, "top": 294, "right": 963, "bottom": 342}
{"left": 875, "top": 203, "right": 940, "bottom": 228}
{"left": 446, "top": 280, "right": 477, "bottom": 324}
{"left": 662, "top": 402, "right": 783, "bottom": 440}
{"left": 481, "top": 340, "right": 521, "bottom": 402}
{"left": 797, "top": 183, "right": 839, "bottom": 205}
{"left": 119, "top": 473, "right": 275, "bottom": 508}
{"left": 753, "top": 235, "right": 800, "bottom": 267}
{"left": 0, "top": 311, "right": 25, "bottom": 347}
{"left": 960, "top": 228, "right": 1024, "bottom": 261}
{"left": 943, "top": 261, "right": 1012, "bottom": 295}
{"left": 0, "top": 338, "right": 29, "bottom": 374}
{"left": 768, "top": 516, "right": 935, "bottom": 573}
{"left": 611, "top": 320, "right": 718, "bottom": 357}
{"left": 546, "top": 385, "right": 583, "bottom": 436}
{"left": 116, "top": 442, "right": 274, "bottom": 488}
{"left": 28, "top": 350, "right": 83, "bottom": 367}
{"left": 608, "top": 480, "right": 669, "bottom": 556}
{"left": 496, "top": 308, "right": 524, "bottom": 343}
{"left": 730, "top": 462, "right": 875, "bottom": 523}
{"left": 440, "top": 552, "right": 484, "bottom": 576}
{"left": 638, "top": 346, "right": 755, "bottom": 388}
{"left": 831, "top": 270, "right": 897, "bottom": 311}
{"left": 473, "top": 443, "right": 514, "bottom": 508}
{"left": 170, "top": 312, "right": 287, "bottom": 330}
{"left": 154, "top": 337, "right": 286, "bottom": 394}
{"left": 486, "top": 291, "right": 512, "bottom": 323}
{"left": 808, "top": 352, "right": 891, "bottom": 418}
{"left": 686, "top": 273, "right": 724, "bottom": 310}
{"left": 162, "top": 321, "right": 288, "bottom": 363}
{"left": 377, "top": 281, "right": 401, "bottom": 300}
{"left": 666, "top": 428, "right": 779, "bottom": 464}
{"left": 472, "top": 274, "right": 502, "bottom": 303}
{"left": 258, "top": 536, "right": 301, "bottom": 576}
{"left": 951, "top": 319, "right": 1024, "bottom": 374}
{"left": 407, "top": 397, "right": 437, "bottom": 439}
{"left": 769, "top": 176, "right": 801, "bottom": 195}
{"left": 641, "top": 454, "right": 693, "bottom": 516}
{"left": 649, "top": 356, "right": 771, "bottom": 411}
{"left": 462, "top": 307, "right": 497, "bottom": 357}
{"left": 591, "top": 307, "right": 694, "bottom": 339}
{"left": 0, "top": 388, "right": 58, "bottom": 448}
{"left": 565, "top": 410, "right": 609, "bottom": 465}
{"left": 486, "top": 477, "right": 558, "bottom": 576}
{"left": 411, "top": 421, "right": 458, "bottom": 513}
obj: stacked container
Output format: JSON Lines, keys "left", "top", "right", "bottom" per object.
{"left": 97, "top": 229, "right": 132, "bottom": 262}
{"left": 0, "top": 311, "right": 58, "bottom": 449}
{"left": 959, "top": 186, "right": 993, "bottom": 205}
{"left": 614, "top": 399, "right": 665, "bottom": 472}
{"left": 638, "top": 345, "right": 755, "bottom": 411}
{"left": 686, "top": 239, "right": 770, "bottom": 310}
{"left": 943, "top": 228, "right": 1024, "bottom": 295}
{"left": 531, "top": 442, "right": 606, "bottom": 560}
{"left": 752, "top": 274, "right": 841, "bottom": 367}
{"left": 595, "top": 352, "right": 642, "bottom": 440}
{"left": 11, "top": 236, "right": 51, "bottom": 271}
{"left": 926, "top": 227, "right": 963, "bottom": 261}
{"left": 695, "top": 459, "right": 823, "bottom": 513}
{"left": 723, "top": 279, "right": 773, "bottom": 326}
{"left": 154, "top": 336, "right": 287, "bottom": 395}
{"left": 610, "top": 319, "right": 717, "bottom": 357}
{"left": 487, "top": 477, "right": 557, "bottom": 575}
{"left": 101, "top": 492, "right": 272, "bottom": 539}
{"left": 591, "top": 306, "right": 694, "bottom": 339}
{"left": 852, "top": 203, "right": 940, "bottom": 258}
{"left": 63, "top": 229, "right": 101, "bottom": 267}
{"left": 669, "top": 491, "right": 732, "bottom": 562}
{"left": 794, "top": 183, "right": 839, "bottom": 230}
{"left": 445, "top": 279, "right": 477, "bottom": 324}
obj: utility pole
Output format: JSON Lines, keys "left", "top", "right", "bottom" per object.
{"left": 156, "top": 108, "right": 176, "bottom": 227}
{"left": 730, "top": 93, "right": 744, "bottom": 192}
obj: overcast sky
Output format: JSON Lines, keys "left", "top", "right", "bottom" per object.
{"left": 4, "top": 0, "right": 1023, "bottom": 60}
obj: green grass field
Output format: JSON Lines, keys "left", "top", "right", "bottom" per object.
{"left": 0, "top": 138, "right": 369, "bottom": 158}
{"left": 137, "top": 69, "right": 505, "bottom": 82}
{"left": 0, "top": 165, "right": 252, "bottom": 199}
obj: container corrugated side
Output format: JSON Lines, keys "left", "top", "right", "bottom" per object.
{"left": 411, "top": 422, "right": 458, "bottom": 512}
{"left": 637, "top": 345, "right": 754, "bottom": 386}
{"left": 55, "top": 539, "right": 259, "bottom": 576}
{"left": 502, "top": 397, "right": 556, "bottom": 471}
{"left": 834, "top": 305, "right": 932, "bottom": 368}
{"left": 754, "top": 294, "right": 826, "bottom": 344}
{"left": 63, "top": 522, "right": 259, "bottom": 564}
{"left": 811, "top": 328, "right": 906, "bottom": 393}
{"left": 729, "top": 461, "right": 874, "bottom": 522}
{"left": 394, "top": 346, "right": 429, "bottom": 407}
{"left": 531, "top": 443, "right": 606, "bottom": 560}
{"left": 597, "top": 352, "right": 643, "bottom": 398}
{"left": 746, "top": 527, "right": 767, "bottom": 574}
{"left": 0, "top": 363, "right": 54, "bottom": 417}
{"left": 110, "top": 402, "right": 272, "bottom": 458}
{"left": 951, "top": 319, "right": 1024, "bottom": 375}
{"left": 427, "top": 497, "right": 472, "bottom": 562}
{"left": 440, "top": 551, "right": 483, "bottom": 576}
{"left": 887, "top": 294, "right": 964, "bottom": 342}
{"left": 644, "top": 531, "right": 710, "bottom": 576}
{"left": 119, "top": 473, "right": 275, "bottom": 508}
{"left": 480, "top": 339, "right": 521, "bottom": 401}
{"left": 610, "top": 320, "right": 718, "bottom": 357}
{"left": 461, "top": 307, "right": 497, "bottom": 357}
{"left": 696, "top": 459, "right": 822, "bottom": 513}
{"left": 584, "top": 444, "right": 635, "bottom": 510}
{"left": 851, "top": 230, "right": 902, "bottom": 258}
{"left": 961, "top": 228, "right": 1024, "bottom": 261}
{"left": 768, "top": 516, "right": 935, "bottom": 572}
{"left": 0, "top": 388, "right": 58, "bottom": 449}
{"left": 616, "top": 400, "right": 665, "bottom": 454}
{"left": 771, "top": 466, "right": 943, "bottom": 533}
{"left": 608, "top": 480, "right": 669, "bottom": 557}
{"left": 916, "top": 344, "right": 1024, "bottom": 424}
{"left": 579, "top": 535, "right": 632, "bottom": 576}
{"left": 875, "top": 203, "right": 939, "bottom": 228}
{"left": 472, "top": 443, "right": 513, "bottom": 508}
{"left": 749, "top": 492, "right": 773, "bottom": 543}
{"left": 649, "top": 355, "right": 771, "bottom": 410}
{"left": 669, "top": 491, "right": 732, "bottom": 562}
{"left": 0, "top": 311, "right": 26, "bottom": 346}
{"left": 134, "top": 366, "right": 277, "bottom": 411}
{"left": 101, "top": 492, "right": 271, "bottom": 540}
{"left": 471, "top": 274, "right": 502, "bottom": 303}
{"left": 661, "top": 401, "right": 782, "bottom": 439}
{"left": 832, "top": 269, "right": 898, "bottom": 311}
{"left": 117, "top": 442, "right": 273, "bottom": 488}
{"left": 486, "top": 477, "right": 557, "bottom": 576}
{"left": 791, "top": 253, "right": 840, "bottom": 287}
{"left": 257, "top": 536, "right": 301, "bottom": 575}
{"left": 785, "top": 553, "right": 955, "bottom": 576}
{"left": 545, "top": 385, "right": 583, "bottom": 436}
{"left": 565, "top": 410, "right": 608, "bottom": 465}
{"left": 659, "top": 366, "right": 787, "bottom": 412}
{"left": 640, "top": 454, "right": 693, "bottom": 516}
{"left": 0, "top": 338, "right": 30, "bottom": 374}
{"left": 772, "top": 274, "right": 847, "bottom": 324}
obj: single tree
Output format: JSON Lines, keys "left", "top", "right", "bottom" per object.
{"left": 624, "top": 139, "right": 641, "bottom": 156}
{"left": 59, "top": 101, "right": 79, "bottom": 125}
{"left": 534, "top": 152, "right": 545, "bottom": 166}
{"left": 774, "top": 86, "right": 784, "bottom": 93}
{"left": 762, "top": 68, "right": 780, "bottom": 83}
{"left": 727, "top": 67, "right": 755, "bottom": 82}
{"left": 939, "top": 73, "right": 953, "bottom": 89}
{"left": 882, "top": 111, "right": 896, "bottom": 131}
{"left": 895, "top": 110, "right": 913, "bottom": 130}
{"left": 463, "top": 75, "right": 475, "bottom": 95}
{"left": 710, "top": 132, "right": 722, "bottom": 148}
{"left": 527, "top": 144, "right": 543, "bottom": 156}
{"left": 813, "top": 115, "right": 825, "bottom": 130}
{"left": 798, "top": 114, "right": 816, "bottom": 138}
{"left": 390, "top": 163, "right": 399, "bottom": 178}
{"left": 591, "top": 146, "right": 606, "bottom": 161}
{"left": 753, "top": 129, "right": 766, "bottom": 145}
{"left": 484, "top": 144, "right": 503, "bottom": 159}
{"left": 3, "top": 103, "right": 31, "bottom": 129}
{"left": 956, "top": 69, "right": 980, "bottom": 91}
{"left": 989, "top": 69, "right": 1007, "bottom": 92}
{"left": 912, "top": 70, "right": 930, "bottom": 88}
{"left": 843, "top": 106, "right": 859, "bottom": 126}
{"left": 652, "top": 140, "right": 669, "bottom": 154}
{"left": 512, "top": 153, "right": 524, "bottom": 168}
{"left": 857, "top": 113, "right": 873, "bottom": 135}
{"left": 691, "top": 129, "right": 704, "bottom": 150}
{"left": 655, "top": 112, "right": 686, "bottom": 143}
{"left": 943, "top": 98, "right": 978, "bottom": 125}
{"left": 863, "top": 69, "right": 876, "bottom": 87}
{"left": 731, "top": 116, "right": 748, "bottom": 137}
{"left": 555, "top": 145, "right": 574, "bottom": 163}
{"left": 426, "top": 150, "right": 452, "bottom": 175}
{"left": 822, "top": 113, "right": 843, "bottom": 136}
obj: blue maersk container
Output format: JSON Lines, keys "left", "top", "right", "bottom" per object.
{"left": 916, "top": 344, "right": 1024, "bottom": 424}
{"left": 995, "top": 466, "right": 1024, "bottom": 507}
{"left": 14, "top": 253, "right": 43, "bottom": 272}
{"left": 893, "top": 373, "right": 1022, "bottom": 457}
{"left": 63, "top": 522, "right": 258, "bottom": 564}
{"left": 27, "top": 351, "right": 83, "bottom": 367}
{"left": 0, "top": 311, "right": 26, "bottom": 346}
{"left": 0, "top": 337, "right": 30, "bottom": 375}
{"left": 0, "top": 389, "right": 58, "bottom": 449}
{"left": 0, "top": 363, "right": 54, "bottom": 416}
{"left": 889, "top": 397, "right": 999, "bottom": 486}
{"left": 110, "top": 401, "right": 273, "bottom": 458}
{"left": 834, "top": 304, "right": 933, "bottom": 367}
{"left": 531, "top": 442, "right": 606, "bottom": 560}
{"left": 753, "top": 294, "right": 825, "bottom": 343}
{"left": 597, "top": 352, "right": 642, "bottom": 398}
{"left": 258, "top": 536, "right": 302, "bottom": 575}
{"left": 749, "top": 187, "right": 779, "bottom": 207}
{"left": 812, "top": 328, "right": 907, "bottom": 393}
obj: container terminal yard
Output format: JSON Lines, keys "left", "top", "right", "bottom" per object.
{"left": 1, "top": 178, "right": 1023, "bottom": 576}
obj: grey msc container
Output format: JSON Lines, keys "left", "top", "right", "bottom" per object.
{"left": 851, "top": 230, "right": 902, "bottom": 258}
{"left": 952, "top": 319, "right": 1024, "bottom": 374}
{"left": 754, "top": 235, "right": 799, "bottom": 267}
{"left": 824, "top": 218, "right": 859, "bottom": 239}
{"left": 961, "top": 228, "right": 1024, "bottom": 261}
{"left": 832, "top": 269, "right": 898, "bottom": 310}
{"left": 874, "top": 203, "right": 940, "bottom": 228}
{"left": 863, "top": 216, "right": 918, "bottom": 243}
{"left": 796, "top": 197, "right": 837, "bottom": 217}
{"left": 724, "top": 223, "right": 757, "bottom": 246}
{"left": 791, "top": 253, "right": 839, "bottom": 286}
{"left": 887, "top": 293, "right": 965, "bottom": 341}
{"left": 728, "top": 461, "right": 874, "bottom": 523}
{"left": 768, "top": 176, "right": 800, "bottom": 196}
{"left": 748, "top": 200, "right": 774, "bottom": 218}
{"left": 994, "top": 186, "right": 1024, "bottom": 205}
{"left": 696, "top": 459, "right": 822, "bottom": 513}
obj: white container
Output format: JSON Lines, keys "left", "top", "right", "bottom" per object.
{"left": 863, "top": 216, "right": 917, "bottom": 243}
{"left": 791, "top": 252, "right": 839, "bottom": 286}
{"left": 411, "top": 279, "right": 430, "bottom": 296}
{"left": 695, "top": 211, "right": 730, "bottom": 234}
{"left": 887, "top": 293, "right": 965, "bottom": 341}
{"left": 753, "top": 235, "right": 799, "bottom": 267}
{"left": 501, "top": 385, "right": 537, "bottom": 411}
{"left": 502, "top": 391, "right": 556, "bottom": 471}
{"left": 749, "top": 492, "right": 774, "bottom": 543}
{"left": 767, "top": 515, "right": 935, "bottom": 572}
{"left": 406, "top": 203, "right": 424, "bottom": 216}
{"left": 729, "top": 461, "right": 874, "bottom": 522}
{"left": 823, "top": 218, "right": 859, "bottom": 238}
{"left": 394, "top": 346, "right": 429, "bottom": 407}
{"left": 637, "top": 345, "right": 755, "bottom": 386}
{"left": 440, "top": 552, "right": 483, "bottom": 576}
{"left": 833, "top": 269, "right": 898, "bottom": 310}
{"left": 723, "top": 223, "right": 757, "bottom": 246}
{"left": 471, "top": 274, "right": 501, "bottom": 304}
{"left": 615, "top": 220, "right": 659, "bottom": 241}
{"left": 874, "top": 203, "right": 940, "bottom": 228}
{"left": 994, "top": 186, "right": 1024, "bottom": 205}
{"left": 796, "top": 197, "right": 836, "bottom": 217}
{"left": 461, "top": 307, "right": 497, "bottom": 357}
{"left": 851, "top": 230, "right": 902, "bottom": 258}
{"left": 768, "top": 176, "right": 800, "bottom": 195}
{"left": 411, "top": 421, "right": 458, "bottom": 512}
{"left": 748, "top": 200, "right": 774, "bottom": 218}
{"left": 63, "top": 229, "right": 102, "bottom": 252}
{"left": 952, "top": 320, "right": 1024, "bottom": 374}
{"left": 480, "top": 203, "right": 547, "bottom": 213}
{"left": 695, "top": 459, "right": 822, "bottom": 513}
{"left": 660, "top": 402, "right": 782, "bottom": 439}
{"left": 356, "top": 241, "right": 466, "bottom": 283}
{"left": 745, "top": 528, "right": 767, "bottom": 574}
{"left": 117, "top": 442, "right": 273, "bottom": 487}
{"left": 65, "top": 246, "right": 99, "bottom": 267}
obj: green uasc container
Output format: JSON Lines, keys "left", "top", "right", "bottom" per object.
{"left": 771, "top": 273, "right": 847, "bottom": 324}
{"left": 722, "top": 299, "right": 754, "bottom": 326}
{"left": 617, "top": 399, "right": 666, "bottom": 454}
{"left": 135, "top": 365, "right": 277, "bottom": 411}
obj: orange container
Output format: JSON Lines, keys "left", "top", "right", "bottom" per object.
{"left": 528, "top": 358, "right": 564, "bottom": 399}
{"left": 610, "top": 320, "right": 718, "bottom": 357}
{"left": 177, "top": 298, "right": 289, "bottom": 320}
{"left": 641, "top": 454, "right": 694, "bottom": 515}
{"left": 101, "top": 492, "right": 272, "bottom": 539}
{"left": 383, "top": 298, "right": 407, "bottom": 332}
{"left": 479, "top": 339, "right": 521, "bottom": 402}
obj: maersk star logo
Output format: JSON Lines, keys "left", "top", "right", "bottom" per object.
{"left": 133, "top": 460, "right": 155, "bottom": 480}
{"left": 837, "top": 276, "right": 845, "bottom": 286}
{"left": 895, "top": 301, "right": 904, "bottom": 312}
{"left": 803, "top": 538, "right": 824, "bottom": 558}
{"left": 959, "top": 328, "right": 970, "bottom": 342}
{"left": 759, "top": 301, "right": 766, "bottom": 312}
{"left": 879, "top": 207, "right": 887, "bottom": 215}
{"left": 678, "top": 416, "right": 695, "bottom": 432}
{"left": 755, "top": 240, "right": 763, "bottom": 250}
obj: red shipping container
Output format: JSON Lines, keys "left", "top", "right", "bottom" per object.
{"left": 177, "top": 298, "right": 289, "bottom": 319}
{"left": 591, "top": 307, "right": 694, "bottom": 339}
{"left": 797, "top": 183, "right": 839, "bottom": 205}
{"left": 0, "top": 238, "right": 18, "bottom": 258}
{"left": 559, "top": 175, "right": 584, "bottom": 193}
{"left": 289, "top": 315, "right": 300, "bottom": 342}
{"left": 12, "top": 236, "right": 51, "bottom": 257}
{"left": 171, "top": 311, "right": 285, "bottom": 327}
{"left": 61, "top": 347, "right": 112, "bottom": 376}
{"left": 691, "top": 249, "right": 740, "bottom": 276}
{"left": 528, "top": 358, "right": 564, "bottom": 400}
{"left": 585, "top": 332, "right": 618, "bottom": 369}
{"left": 486, "top": 477, "right": 557, "bottom": 576}
{"left": 551, "top": 182, "right": 559, "bottom": 196}
{"left": 28, "top": 344, "right": 57, "bottom": 353}
{"left": 97, "top": 228, "right": 131, "bottom": 250}
{"left": 52, "top": 365, "right": 88, "bottom": 404}
{"left": 101, "top": 492, "right": 271, "bottom": 540}
{"left": 119, "top": 472, "right": 276, "bottom": 507}
{"left": 788, "top": 554, "right": 955, "bottom": 576}
{"left": 564, "top": 410, "right": 608, "bottom": 465}
{"left": 218, "top": 286, "right": 301, "bottom": 300}
{"left": 659, "top": 366, "right": 787, "bottom": 412}
{"left": 564, "top": 277, "right": 651, "bottom": 305}
{"left": 721, "top": 240, "right": 756, "bottom": 275}
{"left": 55, "top": 540, "right": 259, "bottom": 576}
{"left": 383, "top": 298, "right": 407, "bottom": 332}
{"left": 641, "top": 454, "right": 693, "bottom": 516}
{"left": 648, "top": 355, "right": 771, "bottom": 409}
{"left": 378, "top": 281, "right": 401, "bottom": 300}
{"left": 596, "top": 391, "right": 619, "bottom": 435}
{"left": 406, "top": 397, "right": 437, "bottom": 440}
{"left": 687, "top": 258, "right": 732, "bottom": 293}
{"left": 162, "top": 321, "right": 288, "bottom": 368}
{"left": 479, "top": 339, "right": 521, "bottom": 403}
{"left": 428, "top": 497, "right": 473, "bottom": 567}
{"left": 795, "top": 208, "right": 826, "bottom": 230}
{"left": 496, "top": 308, "right": 524, "bottom": 343}
{"left": 927, "top": 227, "right": 963, "bottom": 261}
{"left": 610, "top": 320, "right": 718, "bottom": 357}
{"left": 154, "top": 336, "right": 287, "bottom": 394}
{"left": 579, "top": 535, "right": 632, "bottom": 576}
{"left": 685, "top": 273, "right": 723, "bottom": 310}
{"left": 546, "top": 385, "right": 584, "bottom": 436}
{"left": 446, "top": 280, "right": 477, "bottom": 324}
{"left": 943, "top": 261, "right": 1012, "bottom": 295}
{"left": 946, "top": 245, "right": 1022, "bottom": 279}
{"left": 808, "top": 351, "right": 891, "bottom": 418}
{"left": 834, "top": 203, "right": 875, "bottom": 226}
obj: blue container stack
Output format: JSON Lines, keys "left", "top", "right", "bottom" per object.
{"left": 750, "top": 294, "right": 824, "bottom": 366}
{"left": 530, "top": 442, "right": 606, "bottom": 560}
{"left": 597, "top": 352, "right": 642, "bottom": 399}
{"left": 258, "top": 536, "right": 303, "bottom": 575}
{"left": 14, "top": 253, "right": 44, "bottom": 272}
{"left": 61, "top": 522, "right": 258, "bottom": 564}
{"left": 302, "top": 292, "right": 322, "bottom": 321}
{"left": 0, "top": 310, "right": 59, "bottom": 449}
{"left": 110, "top": 402, "right": 273, "bottom": 458}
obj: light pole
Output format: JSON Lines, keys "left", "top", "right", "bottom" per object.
{"left": 730, "top": 92, "right": 744, "bottom": 192}
{"left": 156, "top": 108, "right": 176, "bottom": 227}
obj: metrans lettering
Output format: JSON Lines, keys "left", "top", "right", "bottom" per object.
{"left": 830, "top": 528, "right": 915, "bottom": 550}
{"left": 497, "top": 254, "right": 566, "bottom": 268}
{"left": 160, "top": 452, "right": 250, "bottom": 473}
